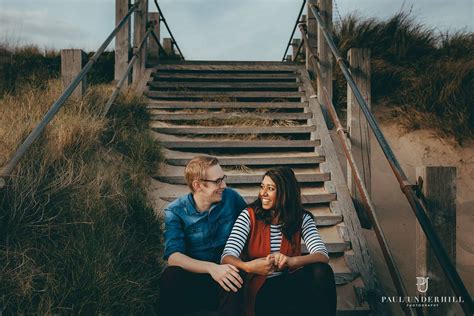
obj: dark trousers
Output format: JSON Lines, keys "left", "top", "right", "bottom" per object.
{"left": 255, "top": 262, "right": 337, "bottom": 316}
{"left": 219, "top": 262, "right": 337, "bottom": 316}
{"left": 158, "top": 266, "right": 242, "bottom": 316}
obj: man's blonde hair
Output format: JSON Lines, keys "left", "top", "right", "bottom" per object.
{"left": 185, "top": 156, "right": 219, "bottom": 192}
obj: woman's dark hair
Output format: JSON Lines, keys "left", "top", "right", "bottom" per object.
{"left": 248, "top": 167, "right": 304, "bottom": 245}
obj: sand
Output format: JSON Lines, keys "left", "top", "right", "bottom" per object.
{"left": 331, "top": 110, "right": 474, "bottom": 315}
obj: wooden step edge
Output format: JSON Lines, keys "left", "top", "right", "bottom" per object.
{"left": 165, "top": 155, "right": 325, "bottom": 166}
{"left": 146, "top": 101, "right": 308, "bottom": 109}
{"left": 149, "top": 112, "right": 312, "bottom": 121}
{"left": 157, "top": 139, "right": 321, "bottom": 149}
{"left": 153, "top": 172, "right": 330, "bottom": 185}
{"left": 150, "top": 125, "right": 316, "bottom": 135}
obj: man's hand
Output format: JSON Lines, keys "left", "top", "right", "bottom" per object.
{"left": 273, "top": 252, "right": 295, "bottom": 271}
{"left": 245, "top": 255, "right": 275, "bottom": 275}
{"left": 208, "top": 263, "right": 243, "bottom": 292}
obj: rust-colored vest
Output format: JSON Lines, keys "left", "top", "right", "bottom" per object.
{"left": 243, "top": 208, "right": 301, "bottom": 316}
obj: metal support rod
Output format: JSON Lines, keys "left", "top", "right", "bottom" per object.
{"left": 309, "top": 53, "right": 414, "bottom": 316}
{"left": 0, "top": 3, "right": 139, "bottom": 188}
{"left": 282, "top": 0, "right": 306, "bottom": 61}
{"left": 103, "top": 28, "right": 152, "bottom": 116}
{"left": 301, "top": 26, "right": 413, "bottom": 314}
{"left": 310, "top": 4, "right": 473, "bottom": 314}
{"left": 153, "top": 0, "right": 184, "bottom": 60}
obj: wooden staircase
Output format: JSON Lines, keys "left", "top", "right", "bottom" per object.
{"left": 143, "top": 61, "right": 378, "bottom": 315}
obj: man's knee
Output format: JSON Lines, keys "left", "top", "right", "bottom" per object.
{"left": 160, "top": 265, "right": 188, "bottom": 290}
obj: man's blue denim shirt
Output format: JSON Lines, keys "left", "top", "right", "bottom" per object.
{"left": 163, "top": 188, "right": 247, "bottom": 263}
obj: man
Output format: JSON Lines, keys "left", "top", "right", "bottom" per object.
{"left": 158, "top": 156, "right": 248, "bottom": 315}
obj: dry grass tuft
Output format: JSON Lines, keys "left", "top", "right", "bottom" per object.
{"left": 0, "top": 80, "right": 163, "bottom": 313}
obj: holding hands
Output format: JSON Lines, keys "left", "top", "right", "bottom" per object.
{"left": 245, "top": 253, "right": 295, "bottom": 275}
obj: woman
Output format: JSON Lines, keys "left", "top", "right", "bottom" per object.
{"left": 220, "top": 167, "right": 337, "bottom": 316}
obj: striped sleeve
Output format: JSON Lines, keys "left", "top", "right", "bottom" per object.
{"left": 221, "top": 209, "right": 251, "bottom": 262}
{"left": 302, "top": 212, "right": 329, "bottom": 258}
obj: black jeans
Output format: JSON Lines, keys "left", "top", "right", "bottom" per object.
{"left": 255, "top": 262, "right": 337, "bottom": 316}
{"left": 158, "top": 266, "right": 242, "bottom": 316}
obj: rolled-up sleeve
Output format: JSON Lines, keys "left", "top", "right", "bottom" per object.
{"left": 163, "top": 210, "right": 186, "bottom": 260}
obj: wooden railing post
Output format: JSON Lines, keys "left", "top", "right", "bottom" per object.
{"left": 416, "top": 166, "right": 457, "bottom": 315}
{"left": 316, "top": 0, "right": 333, "bottom": 128}
{"left": 115, "top": 0, "right": 131, "bottom": 86}
{"left": 347, "top": 48, "right": 372, "bottom": 229}
{"left": 306, "top": 0, "right": 317, "bottom": 72}
{"left": 147, "top": 12, "right": 160, "bottom": 64}
{"left": 292, "top": 39, "right": 301, "bottom": 61}
{"left": 163, "top": 38, "right": 174, "bottom": 56}
{"left": 133, "top": 0, "right": 148, "bottom": 85}
{"left": 61, "top": 49, "right": 87, "bottom": 99}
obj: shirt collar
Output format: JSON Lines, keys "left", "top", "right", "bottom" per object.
{"left": 185, "top": 189, "right": 225, "bottom": 215}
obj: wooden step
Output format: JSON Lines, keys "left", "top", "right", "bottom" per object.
{"left": 151, "top": 73, "right": 298, "bottom": 82}
{"left": 162, "top": 150, "right": 325, "bottom": 166}
{"left": 157, "top": 140, "right": 320, "bottom": 149}
{"left": 145, "top": 91, "right": 305, "bottom": 100}
{"left": 154, "top": 165, "right": 330, "bottom": 185}
{"left": 152, "top": 181, "right": 335, "bottom": 205}
{"left": 150, "top": 124, "right": 315, "bottom": 135}
{"left": 336, "top": 278, "right": 371, "bottom": 315}
{"left": 147, "top": 81, "right": 301, "bottom": 91}
{"left": 149, "top": 111, "right": 312, "bottom": 121}
{"left": 329, "top": 256, "right": 359, "bottom": 285}
{"left": 306, "top": 204, "right": 343, "bottom": 226}
{"left": 146, "top": 101, "right": 307, "bottom": 110}
{"left": 302, "top": 226, "right": 350, "bottom": 254}
{"left": 153, "top": 63, "right": 297, "bottom": 73}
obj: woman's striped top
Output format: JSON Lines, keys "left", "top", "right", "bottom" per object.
{"left": 221, "top": 209, "right": 328, "bottom": 277}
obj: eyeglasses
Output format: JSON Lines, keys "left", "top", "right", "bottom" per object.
{"left": 200, "top": 175, "right": 227, "bottom": 185}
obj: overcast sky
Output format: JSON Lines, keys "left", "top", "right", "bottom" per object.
{"left": 1, "top": 0, "right": 473, "bottom": 60}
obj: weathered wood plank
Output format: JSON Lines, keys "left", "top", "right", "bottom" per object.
{"left": 148, "top": 81, "right": 301, "bottom": 89}
{"left": 155, "top": 172, "right": 330, "bottom": 185}
{"left": 145, "top": 91, "right": 305, "bottom": 98}
{"left": 150, "top": 124, "right": 315, "bottom": 135}
{"left": 347, "top": 48, "right": 372, "bottom": 229}
{"left": 151, "top": 72, "right": 298, "bottom": 80}
{"left": 298, "top": 67, "right": 379, "bottom": 294}
{"left": 146, "top": 101, "right": 307, "bottom": 109}
{"left": 157, "top": 139, "right": 320, "bottom": 149}
{"left": 149, "top": 111, "right": 312, "bottom": 121}
{"left": 415, "top": 166, "right": 456, "bottom": 316}
{"left": 163, "top": 151, "right": 325, "bottom": 166}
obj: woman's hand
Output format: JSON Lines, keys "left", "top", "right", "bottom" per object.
{"left": 273, "top": 252, "right": 295, "bottom": 271}
{"left": 244, "top": 255, "right": 275, "bottom": 275}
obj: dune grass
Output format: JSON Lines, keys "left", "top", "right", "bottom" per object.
{"left": 332, "top": 12, "right": 474, "bottom": 143}
{"left": 0, "top": 79, "right": 164, "bottom": 313}
{"left": 0, "top": 43, "right": 114, "bottom": 96}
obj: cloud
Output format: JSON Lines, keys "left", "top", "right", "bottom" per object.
{"left": 0, "top": 9, "right": 87, "bottom": 48}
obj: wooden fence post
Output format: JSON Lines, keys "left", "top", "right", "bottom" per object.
{"left": 61, "top": 49, "right": 87, "bottom": 99}
{"left": 416, "top": 166, "right": 456, "bottom": 315}
{"left": 133, "top": 0, "right": 148, "bottom": 85}
{"left": 347, "top": 48, "right": 372, "bottom": 229}
{"left": 316, "top": 0, "right": 333, "bottom": 128}
{"left": 163, "top": 38, "right": 174, "bottom": 56}
{"left": 115, "top": 0, "right": 131, "bottom": 86}
{"left": 147, "top": 12, "right": 160, "bottom": 64}
{"left": 292, "top": 39, "right": 301, "bottom": 61}
{"left": 306, "top": 0, "right": 317, "bottom": 72}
